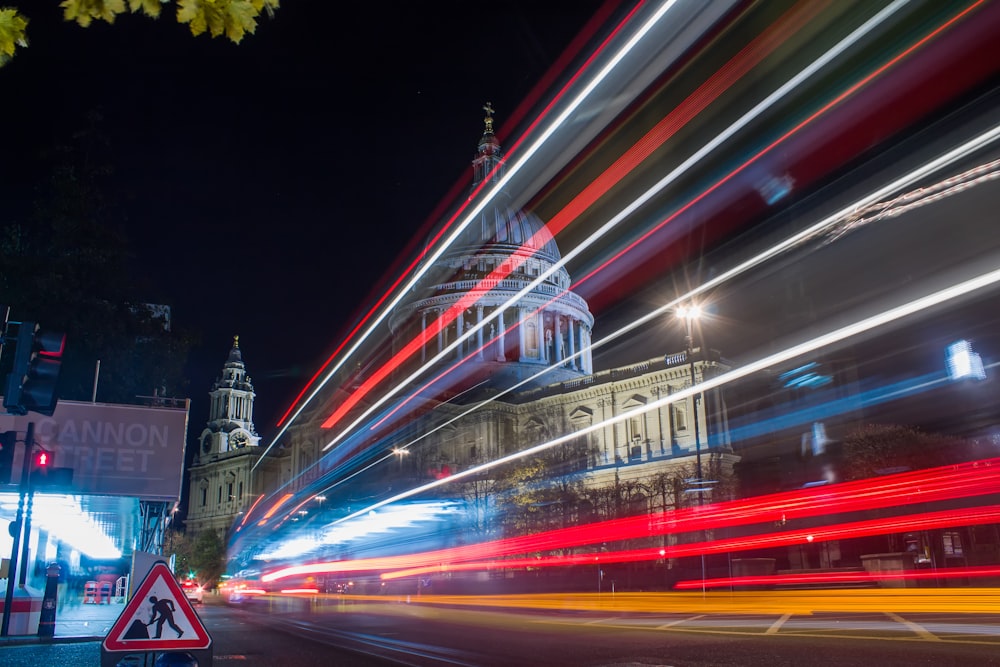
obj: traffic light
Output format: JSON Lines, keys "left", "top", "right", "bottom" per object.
{"left": 0, "top": 430, "right": 15, "bottom": 484}
{"left": 3, "top": 321, "right": 66, "bottom": 417}
{"left": 29, "top": 448, "right": 72, "bottom": 487}
{"left": 33, "top": 448, "right": 52, "bottom": 469}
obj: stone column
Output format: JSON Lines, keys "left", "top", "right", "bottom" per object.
{"left": 476, "top": 306, "right": 484, "bottom": 360}
{"left": 555, "top": 315, "right": 563, "bottom": 366}
{"left": 568, "top": 319, "right": 578, "bottom": 370}
{"left": 436, "top": 307, "right": 444, "bottom": 355}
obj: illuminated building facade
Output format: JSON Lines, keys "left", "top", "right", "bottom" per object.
{"left": 276, "top": 112, "right": 738, "bottom": 531}
{"left": 186, "top": 337, "right": 267, "bottom": 540}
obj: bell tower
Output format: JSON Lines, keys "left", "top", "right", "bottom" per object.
{"left": 187, "top": 336, "right": 264, "bottom": 542}
{"left": 197, "top": 336, "right": 261, "bottom": 459}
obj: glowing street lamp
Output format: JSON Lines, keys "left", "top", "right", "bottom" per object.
{"left": 677, "top": 303, "right": 708, "bottom": 594}
{"left": 676, "top": 304, "right": 704, "bottom": 493}
{"left": 391, "top": 447, "right": 410, "bottom": 472}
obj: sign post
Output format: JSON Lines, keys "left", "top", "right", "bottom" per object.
{"left": 101, "top": 562, "right": 212, "bottom": 667}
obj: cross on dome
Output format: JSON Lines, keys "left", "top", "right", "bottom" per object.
{"left": 483, "top": 101, "right": 495, "bottom": 134}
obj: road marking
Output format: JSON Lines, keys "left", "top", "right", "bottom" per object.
{"left": 766, "top": 613, "right": 792, "bottom": 634}
{"left": 885, "top": 612, "right": 943, "bottom": 641}
{"left": 657, "top": 615, "right": 704, "bottom": 629}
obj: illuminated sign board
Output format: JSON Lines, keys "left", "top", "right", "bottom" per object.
{"left": 0, "top": 399, "right": 189, "bottom": 501}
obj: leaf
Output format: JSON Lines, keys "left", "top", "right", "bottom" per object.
{"left": 60, "top": 0, "right": 128, "bottom": 27}
{"left": 223, "top": 0, "right": 258, "bottom": 43}
{"left": 176, "top": 0, "right": 204, "bottom": 36}
{"left": 0, "top": 8, "right": 29, "bottom": 67}
{"left": 177, "top": 0, "right": 262, "bottom": 44}
{"left": 128, "top": 0, "right": 164, "bottom": 19}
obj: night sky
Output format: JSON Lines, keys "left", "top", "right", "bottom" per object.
{"left": 1, "top": 1, "right": 609, "bottom": 433}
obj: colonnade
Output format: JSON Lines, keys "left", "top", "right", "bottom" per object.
{"left": 418, "top": 304, "right": 592, "bottom": 373}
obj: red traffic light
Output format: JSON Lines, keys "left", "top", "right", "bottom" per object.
{"left": 33, "top": 449, "right": 53, "bottom": 468}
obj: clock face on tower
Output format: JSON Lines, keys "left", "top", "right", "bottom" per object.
{"left": 202, "top": 433, "right": 212, "bottom": 453}
{"left": 229, "top": 431, "right": 250, "bottom": 449}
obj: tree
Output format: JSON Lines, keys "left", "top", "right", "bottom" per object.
{"left": 838, "top": 423, "right": 968, "bottom": 482}
{"left": 166, "top": 527, "right": 226, "bottom": 587}
{"left": 0, "top": 114, "right": 195, "bottom": 404}
{"left": 0, "top": 0, "right": 280, "bottom": 68}
{"left": 190, "top": 528, "right": 227, "bottom": 588}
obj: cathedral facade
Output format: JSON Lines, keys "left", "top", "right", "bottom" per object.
{"left": 185, "top": 337, "right": 269, "bottom": 540}
{"left": 273, "top": 109, "right": 738, "bottom": 533}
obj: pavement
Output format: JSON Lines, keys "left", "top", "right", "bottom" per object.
{"left": 0, "top": 594, "right": 217, "bottom": 666}
{"left": 1, "top": 597, "right": 125, "bottom": 644}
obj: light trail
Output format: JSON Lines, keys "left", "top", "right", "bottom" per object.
{"left": 323, "top": 259, "right": 1000, "bottom": 528}
{"left": 379, "top": 503, "right": 1000, "bottom": 579}
{"left": 318, "top": 0, "right": 915, "bottom": 453}
{"left": 308, "top": 114, "right": 1000, "bottom": 532}
{"left": 256, "top": 0, "right": 654, "bottom": 462}
{"left": 674, "top": 565, "right": 1000, "bottom": 590}
{"left": 260, "top": 456, "right": 1000, "bottom": 581}
{"left": 250, "top": 115, "right": 1000, "bottom": 536}
{"left": 368, "top": 0, "right": 833, "bottom": 433}
{"left": 367, "top": 124, "right": 1000, "bottom": 457}
{"left": 316, "top": 0, "right": 690, "bottom": 439}
{"left": 269, "top": 588, "right": 1000, "bottom": 616}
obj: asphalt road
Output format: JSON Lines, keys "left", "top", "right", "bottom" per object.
{"left": 230, "top": 594, "right": 1000, "bottom": 667}
{"left": 3, "top": 594, "right": 1000, "bottom": 666}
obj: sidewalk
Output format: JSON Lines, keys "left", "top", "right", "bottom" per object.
{"left": 1, "top": 598, "right": 124, "bottom": 645}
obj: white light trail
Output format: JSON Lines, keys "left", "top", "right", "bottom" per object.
{"left": 257, "top": 0, "right": 689, "bottom": 467}
{"left": 319, "top": 0, "right": 912, "bottom": 453}
{"left": 331, "top": 262, "right": 1000, "bottom": 526}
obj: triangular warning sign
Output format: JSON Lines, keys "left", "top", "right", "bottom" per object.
{"left": 103, "top": 562, "right": 212, "bottom": 652}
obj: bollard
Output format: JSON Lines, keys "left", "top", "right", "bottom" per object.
{"left": 153, "top": 652, "right": 198, "bottom": 666}
{"left": 37, "top": 563, "right": 60, "bottom": 637}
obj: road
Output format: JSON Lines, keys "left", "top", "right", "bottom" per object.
{"left": 227, "top": 592, "right": 1000, "bottom": 666}
{"left": 3, "top": 593, "right": 999, "bottom": 666}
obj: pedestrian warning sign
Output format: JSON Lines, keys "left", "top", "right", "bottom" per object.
{"left": 103, "top": 562, "right": 212, "bottom": 652}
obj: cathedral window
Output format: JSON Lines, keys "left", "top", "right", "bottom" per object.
{"left": 673, "top": 404, "right": 687, "bottom": 431}
{"left": 200, "top": 487, "right": 207, "bottom": 507}
{"left": 525, "top": 320, "right": 538, "bottom": 357}
{"left": 628, "top": 416, "right": 643, "bottom": 444}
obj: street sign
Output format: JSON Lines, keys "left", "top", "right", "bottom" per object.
{"left": 103, "top": 562, "right": 212, "bottom": 652}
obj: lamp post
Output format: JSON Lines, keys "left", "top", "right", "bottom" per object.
{"left": 677, "top": 304, "right": 707, "bottom": 594}
{"left": 676, "top": 305, "right": 703, "bottom": 490}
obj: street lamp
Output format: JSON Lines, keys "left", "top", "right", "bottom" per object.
{"left": 676, "top": 304, "right": 703, "bottom": 492}
{"left": 677, "top": 303, "right": 708, "bottom": 595}
{"left": 391, "top": 447, "right": 409, "bottom": 472}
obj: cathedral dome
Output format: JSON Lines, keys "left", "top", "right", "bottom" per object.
{"left": 388, "top": 104, "right": 594, "bottom": 397}
{"left": 446, "top": 194, "right": 562, "bottom": 265}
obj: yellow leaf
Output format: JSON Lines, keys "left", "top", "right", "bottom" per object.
{"left": 176, "top": 0, "right": 209, "bottom": 37}
{"left": 224, "top": 0, "right": 258, "bottom": 43}
{"left": 128, "top": 0, "right": 163, "bottom": 19}
{"left": 0, "top": 8, "right": 29, "bottom": 67}
{"left": 178, "top": 0, "right": 265, "bottom": 44}
{"left": 60, "top": 0, "right": 127, "bottom": 27}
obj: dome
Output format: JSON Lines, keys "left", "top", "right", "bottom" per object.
{"left": 445, "top": 194, "right": 562, "bottom": 265}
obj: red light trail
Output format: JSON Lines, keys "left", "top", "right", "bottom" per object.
{"left": 262, "top": 456, "right": 1000, "bottom": 582}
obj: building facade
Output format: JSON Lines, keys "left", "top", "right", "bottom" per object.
{"left": 273, "top": 109, "right": 738, "bottom": 536}
{"left": 185, "top": 337, "right": 266, "bottom": 540}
